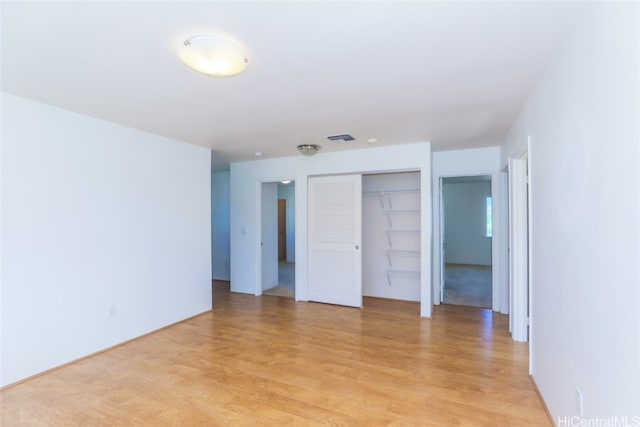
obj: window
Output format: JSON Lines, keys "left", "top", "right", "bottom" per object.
{"left": 486, "top": 197, "right": 492, "bottom": 237}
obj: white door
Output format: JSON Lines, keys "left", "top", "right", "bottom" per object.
{"left": 261, "top": 183, "right": 278, "bottom": 293}
{"left": 508, "top": 157, "right": 528, "bottom": 342}
{"left": 439, "top": 177, "right": 446, "bottom": 302}
{"left": 308, "top": 174, "right": 362, "bottom": 307}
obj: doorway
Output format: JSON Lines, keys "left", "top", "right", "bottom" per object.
{"left": 262, "top": 180, "right": 296, "bottom": 298}
{"left": 440, "top": 175, "right": 492, "bottom": 308}
{"left": 362, "top": 172, "right": 421, "bottom": 303}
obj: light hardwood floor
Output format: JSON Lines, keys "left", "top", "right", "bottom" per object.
{"left": 1, "top": 281, "right": 550, "bottom": 426}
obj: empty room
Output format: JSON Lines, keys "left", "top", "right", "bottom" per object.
{"left": 1, "top": 1, "right": 638, "bottom": 426}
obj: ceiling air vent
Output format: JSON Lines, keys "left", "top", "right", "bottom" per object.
{"left": 326, "top": 134, "right": 355, "bottom": 142}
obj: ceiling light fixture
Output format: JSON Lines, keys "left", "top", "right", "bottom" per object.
{"left": 178, "top": 35, "right": 248, "bottom": 77}
{"left": 297, "top": 144, "right": 321, "bottom": 156}
{"left": 280, "top": 180, "right": 292, "bottom": 185}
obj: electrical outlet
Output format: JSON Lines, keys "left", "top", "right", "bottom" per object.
{"left": 576, "top": 388, "right": 583, "bottom": 416}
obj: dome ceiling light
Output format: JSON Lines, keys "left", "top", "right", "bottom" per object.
{"left": 297, "top": 144, "right": 321, "bottom": 156}
{"left": 178, "top": 35, "right": 248, "bottom": 77}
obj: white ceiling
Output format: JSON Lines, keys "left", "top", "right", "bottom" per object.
{"left": 1, "top": 1, "right": 584, "bottom": 169}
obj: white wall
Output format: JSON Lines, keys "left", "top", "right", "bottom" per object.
{"left": 278, "top": 183, "right": 295, "bottom": 262}
{"left": 502, "top": 2, "right": 639, "bottom": 420}
{"left": 230, "top": 142, "right": 433, "bottom": 316}
{"left": 443, "top": 180, "right": 491, "bottom": 266}
{"left": 431, "top": 147, "right": 503, "bottom": 311}
{"left": 0, "top": 93, "right": 212, "bottom": 387}
{"left": 363, "top": 172, "right": 421, "bottom": 301}
{"left": 211, "top": 171, "right": 230, "bottom": 281}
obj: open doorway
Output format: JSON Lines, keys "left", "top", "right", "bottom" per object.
{"left": 362, "top": 172, "right": 421, "bottom": 303}
{"left": 263, "top": 181, "right": 296, "bottom": 298}
{"left": 441, "top": 175, "right": 492, "bottom": 308}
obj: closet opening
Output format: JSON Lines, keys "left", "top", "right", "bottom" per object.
{"left": 362, "top": 171, "right": 421, "bottom": 304}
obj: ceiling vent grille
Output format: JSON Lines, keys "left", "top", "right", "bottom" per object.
{"left": 326, "top": 134, "right": 355, "bottom": 142}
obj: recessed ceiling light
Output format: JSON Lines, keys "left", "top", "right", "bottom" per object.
{"left": 178, "top": 35, "right": 248, "bottom": 77}
{"left": 255, "top": 151, "right": 263, "bottom": 157}
{"left": 367, "top": 138, "right": 379, "bottom": 144}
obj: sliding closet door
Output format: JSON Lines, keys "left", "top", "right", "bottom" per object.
{"left": 308, "top": 175, "right": 362, "bottom": 307}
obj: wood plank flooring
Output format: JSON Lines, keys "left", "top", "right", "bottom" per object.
{"left": 0, "top": 281, "right": 550, "bottom": 426}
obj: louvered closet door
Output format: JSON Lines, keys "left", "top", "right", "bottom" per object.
{"left": 308, "top": 175, "right": 362, "bottom": 307}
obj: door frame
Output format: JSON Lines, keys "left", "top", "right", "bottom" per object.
{"left": 260, "top": 182, "right": 279, "bottom": 293}
{"left": 255, "top": 177, "right": 295, "bottom": 296}
{"left": 507, "top": 141, "right": 532, "bottom": 346}
{"left": 438, "top": 174, "right": 494, "bottom": 308}
{"left": 433, "top": 170, "right": 504, "bottom": 312}
{"left": 304, "top": 169, "right": 429, "bottom": 313}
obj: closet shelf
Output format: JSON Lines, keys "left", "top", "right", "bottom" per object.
{"left": 386, "top": 250, "right": 420, "bottom": 255}
{"left": 383, "top": 209, "right": 420, "bottom": 214}
{"left": 386, "top": 249, "right": 420, "bottom": 267}
{"left": 385, "top": 229, "right": 420, "bottom": 247}
{"left": 385, "top": 269, "right": 421, "bottom": 286}
{"left": 363, "top": 189, "right": 420, "bottom": 196}
{"left": 366, "top": 185, "right": 421, "bottom": 290}
{"left": 386, "top": 269, "right": 421, "bottom": 274}
{"left": 364, "top": 189, "right": 421, "bottom": 211}
{"left": 383, "top": 208, "right": 420, "bottom": 227}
